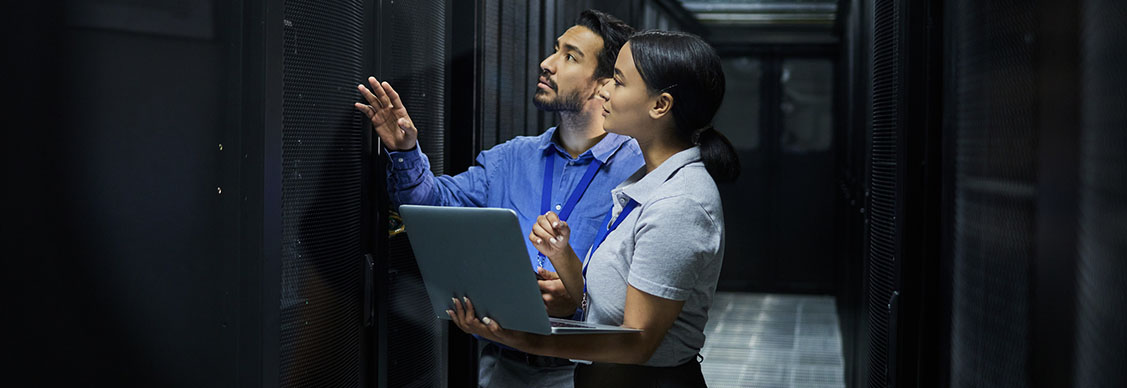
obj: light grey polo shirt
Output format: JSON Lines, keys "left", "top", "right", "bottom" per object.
{"left": 583, "top": 146, "right": 725, "bottom": 367}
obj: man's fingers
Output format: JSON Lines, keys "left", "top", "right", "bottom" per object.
{"left": 368, "top": 77, "right": 393, "bottom": 108}
{"left": 365, "top": 77, "right": 384, "bottom": 106}
{"left": 357, "top": 84, "right": 379, "bottom": 106}
{"left": 384, "top": 81, "right": 405, "bottom": 109}
{"left": 537, "top": 279, "right": 557, "bottom": 292}
{"left": 354, "top": 103, "right": 374, "bottom": 118}
{"left": 397, "top": 117, "right": 415, "bottom": 132}
{"left": 537, "top": 267, "right": 559, "bottom": 280}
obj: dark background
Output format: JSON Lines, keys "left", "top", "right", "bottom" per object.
{"left": 8, "top": 0, "right": 1124, "bottom": 387}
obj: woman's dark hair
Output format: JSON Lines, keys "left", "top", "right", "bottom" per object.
{"left": 628, "top": 30, "right": 740, "bottom": 182}
{"left": 574, "top": 9, "right": 635, "bottom": 80}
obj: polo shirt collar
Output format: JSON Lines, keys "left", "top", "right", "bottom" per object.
{"left": 620, "top": 146, "right": 702, "bottom": 205}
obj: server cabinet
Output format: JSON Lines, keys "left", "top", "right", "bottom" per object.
{"left": 14, "top": 0, "right": 381, "bottom": 386}
{"left": 246, "top": 0, "right": 381, "bottom": 386}
{"left": 1072, "top": 0, "right": 1127, "bottom": 385}
{"left": 375, "top": 0, "right": 452, "bottom": 386}
{"left": 276, "top": 0, "right": 373, "bottom": 386}
{"left": 838, "top": 0, "right": 945, "bottom": 386}
{"left": 1073, "top": 0, "right": 1127, "bottom": 386}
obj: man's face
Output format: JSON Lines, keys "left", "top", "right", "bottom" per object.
{"left": 533, "top": 25, "right": 605, "bottom": 112}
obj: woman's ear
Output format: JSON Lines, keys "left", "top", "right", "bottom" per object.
{"left": 649, "top": 92, "right": 674, "bottom": 120}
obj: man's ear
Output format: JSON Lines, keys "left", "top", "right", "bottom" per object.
{"left": 649, "top": 92, "right": 674, "bottom": 119}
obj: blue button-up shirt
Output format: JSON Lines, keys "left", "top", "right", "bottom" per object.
{"left": 386, "top": 127, "right": 643, "bottom": 272}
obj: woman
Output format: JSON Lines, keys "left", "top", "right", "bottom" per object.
{"left": 449, "top": 30, "right": 739, "bottom": 387}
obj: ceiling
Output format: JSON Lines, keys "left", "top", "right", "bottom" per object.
{"left": 677, "top": 0, "right": 840, "bottom": 45}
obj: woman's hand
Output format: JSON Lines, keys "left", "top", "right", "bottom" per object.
{"left": 529, "top": 212, "right": 585, "bottom": 307}
{"left": 447, "top": 296, "right": 535, "bottom": 350}
{"left": 529, "top": 211, "right": 571, "bottom": 260}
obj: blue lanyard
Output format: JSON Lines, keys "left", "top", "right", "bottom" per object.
{"left": 581, "top": 199, "right": 638, "bottom": 311}
{"left": 538, "top": 151, "right": 604, "bottom": 269}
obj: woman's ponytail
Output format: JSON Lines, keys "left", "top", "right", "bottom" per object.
{"left": 696, "top": 126, "right": 740, "bottom": 182}
{"left": 629, "top": 31, "right": 740, "bottom": 183}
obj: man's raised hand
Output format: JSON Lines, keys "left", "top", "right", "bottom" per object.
{"left": 354, "top": 76, "right": 417, "bottom": 151}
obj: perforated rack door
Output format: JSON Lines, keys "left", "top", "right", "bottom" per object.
{"left": 1075, "top": 0, "right": 1127, "bottom": 385}
{"left": 279, "top": 0, "right": 367, "bottom": 386}
{"left": 866, "top": 0, "right": 902, "bottom": 385}
{"left": 379, "top": 0, "right": 450, "bottom": 387}
{"left": 948, "top": 0, "right": 1038, "bottom": 386}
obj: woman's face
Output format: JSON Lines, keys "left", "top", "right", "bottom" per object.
{"left": 599, "top": 42, "right": 659, "bottom": 140}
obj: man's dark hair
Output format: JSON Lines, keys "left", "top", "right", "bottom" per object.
{"left": 574, "top": 9, "right": 635, "bottom": 80}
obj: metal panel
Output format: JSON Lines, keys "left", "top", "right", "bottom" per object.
{"left": 498, "top": 0, "right": 518, "bottom": 141}
{"left": 527, "top": 0, "right": 544, "bottom": 134}
{"left": 279, "top": 0, "right": 367, "bottom": 386}
{"left": 379, "top": 0, "right": 451, "bottom": 387}
{"left": 866, "top": 0, "right": 901, "bottom": 386}
{"left": 382, "top": 0, "right": 448, "bottom": 175}
{"left": 481, "top": 0, "right": 501, "bottom": 147}
{"left": 947, "top": 0, "right": 1037, "bottom": 386}
{"left": 386, "top": 235, "right": 448, "bottom": 387}
{"left": 1075, "top": 0, "right": 1127, "bottom": 385}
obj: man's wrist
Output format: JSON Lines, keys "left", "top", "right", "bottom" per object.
{"left": 384, "top": 143, "right": 417, "bottom": 153}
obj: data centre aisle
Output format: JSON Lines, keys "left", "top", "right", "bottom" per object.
{"left": 701, "top": 293, "right": 845, "bottom": 387}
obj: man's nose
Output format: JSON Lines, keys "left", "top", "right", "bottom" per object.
{"left": 539, "top": 53, "right": 556, "bottom": 74}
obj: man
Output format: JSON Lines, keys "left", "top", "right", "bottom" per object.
{"left": 354, "top": 9, "right": 641, "bottom": 388}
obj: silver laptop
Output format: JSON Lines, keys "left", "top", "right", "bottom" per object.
{"left": 398, "top": 204, "right": 641, "bottom": 335}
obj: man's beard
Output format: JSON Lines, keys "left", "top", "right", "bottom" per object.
{"left": 532, "top": 86, "right": 585, "bottom": 112}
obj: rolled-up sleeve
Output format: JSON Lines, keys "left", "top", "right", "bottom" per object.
{"left": 626, "top": 196, "right": 722, "bottom": 301}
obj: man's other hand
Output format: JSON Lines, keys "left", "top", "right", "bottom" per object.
{"left": 537, "top": 267, "right": 579, "bottom": 317}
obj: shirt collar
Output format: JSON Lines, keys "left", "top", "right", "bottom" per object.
{"left": 537, "top": 126, "right": 635, "bottom": 164}
{"left": 619, "top": 146, "right": 702, "bottom": 205}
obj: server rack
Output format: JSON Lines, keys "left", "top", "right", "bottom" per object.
{"left": 1073, "top": 1, "right": 1127, "bottom": 386}
{"left": 838, "top": 0, "right": 944, "bottom": 386}
{"left": 836, "top": 0, "right": 1127, "bottom": 387}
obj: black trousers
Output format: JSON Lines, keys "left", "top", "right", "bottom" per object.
{"left": 574, "top": 359, "right": 707, "bottom": 388}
